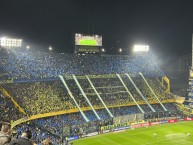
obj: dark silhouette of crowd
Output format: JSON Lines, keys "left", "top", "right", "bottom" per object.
{"left": 0, "top": 122, "right": 54, "bottom": 145}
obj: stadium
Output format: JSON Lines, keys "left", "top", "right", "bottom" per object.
{"left": 0, "top": 33, "right": 193, "bottom": 145}
{"left": 1, "top": 1, "right": 193, "bottom": 144}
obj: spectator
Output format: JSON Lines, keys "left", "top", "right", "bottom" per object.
{"left": 0, "top": 122, "right": 12, "bottom": 145}
{"left": 9, "top": 131, "right": 33, "bottom": 145}
{"left": 41, "top": 138, "right": 53, "bottom": 145}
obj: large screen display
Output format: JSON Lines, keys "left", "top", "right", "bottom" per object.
{"left": 75, "top": 34, "right": 102, "bottom": 46}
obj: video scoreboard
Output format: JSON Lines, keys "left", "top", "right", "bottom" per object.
{"left": 74, "top": 33, "right": 102, "bottom": 54}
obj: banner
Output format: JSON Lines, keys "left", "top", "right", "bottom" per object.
{"left": 149, "top": 121, "right": 160, "bottom": 126}
{"left": 82, "top": 132, "right": 98, "bottom": 137}
{"left": 68, "top": 135, "right": 79, "bottom": 141}
{"left": 132, "top": 122, "right": 149, "bottom": 128}
{"left": 168, "top": 119, "right": 177, "bottom": 123}
{"left": 113, "top": 126, "right": 130, "bottom": 131}
{"left": 160, "top": 120, "right": 168, "bottom": 124}
{"left": 184, "top": 118, "right": 193, "bottom": 121}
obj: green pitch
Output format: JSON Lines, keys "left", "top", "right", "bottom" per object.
{"left": 73, "top": 121, "right": 193, "bottom": 145}
{"left": 79, "top": 39, "right": 98, "bottom": 46}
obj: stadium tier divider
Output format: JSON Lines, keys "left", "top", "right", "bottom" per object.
{"left": 139, "top": 73, "right": 167, "bottom": 111}
{"left": 116, "top": 73, "right": 144, "bottom": 113}
{"left": 59, "top": 75, "right": 89, "bottom": 122}
{"left": 85, "top": 75, "right": 113, "bottom": 118}
{"left": 0, "top": 85, "right": 27, "bottom": 115}
{"left": 125, "top": 73, "right": 156, "bottom": 112}
{"left": 72, "top": 75, "right": 101, "bottom": 120}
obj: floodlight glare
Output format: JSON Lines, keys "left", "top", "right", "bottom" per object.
{"left": 0, "top": 37, "right": 23, "bottom": 47}
{"left": 119, "top": 48, "right": 122, "bottom": 52}
{"left": 26, "top": 45, "right": 30, "bottom": 49}
{"left": 133, "top": 45, "right": 149, "bottom": 52}
{"left": 49, "top": 46, "right": 53, "bottom": 51}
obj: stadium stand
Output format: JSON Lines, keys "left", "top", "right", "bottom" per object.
{"left": 0, "top": 49, "right": 188, "bottom": 144}
{"left": 0, "top": 91, "right": 24, "bottom": 122}
{"left": 0, "top": 50, "right": 164, "bottom": 80}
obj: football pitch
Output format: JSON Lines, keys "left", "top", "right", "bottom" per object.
{"left": 79, "top": 39, "right": 98, "bottom": 46}
{"left": 73, "top": 121, "right": 193, "bottom": 145}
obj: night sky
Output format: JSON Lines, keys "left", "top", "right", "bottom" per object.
{"left": 0, "top": 0, "right": 193, "bottom": 57}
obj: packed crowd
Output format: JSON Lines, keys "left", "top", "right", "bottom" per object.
{"left": 0, "top": 50, "right": 164, "bottom": 80}
{"left": 0, "top": 91, "right": 24, "bottom": 122}
{"left": 11, "top": 103, "right": 183, "bottom": 144}
{"left": 0, "top": 49, "right": 182, "bottom": 144}
{"left": 0, "top": 122, "right": 58, "bottom": 145}
{"left": 2, "top": 76, "right": 175, "bottom": 117}
{"left": 3, "top": 81, "right": 74, "bottom": 115}
{"left": 0, "top": 102, "right": 185, "bottom": 144}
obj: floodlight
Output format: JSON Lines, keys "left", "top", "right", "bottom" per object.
{"left": 0, "top": 37, "right": 22, "bottom": 47}
{"left": 26, "top": 45, "right": 30, "bottom": 49}
{"left": 119, "top": 48, "right": 122, "bottom": 52}
{"left": 49, "top": 46, "right": 53, "bottom": 51}
{"left": 133, "top": 45, "right": 149, "bottom": 52}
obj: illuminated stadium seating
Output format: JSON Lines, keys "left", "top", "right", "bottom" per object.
{"left": 2, "top": 81, "right": 75, "bottom": 115}
{"left": 0, "top": 50, "right": 164, "bottom": 80}
{"left": 13, "top": 103, "right": 182, "bottom": 143}
{"left": 0, "top": 49, "right": 186, "bottom": 144}
{"left": 2, "top": 76, "right": 174, "bottom": 117}
{"left": 0, "top": 91, "right": 24, "bottom": 122}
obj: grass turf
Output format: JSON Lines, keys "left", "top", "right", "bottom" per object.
{"left": 79, "top": 39, "right": 98, "bottom": 46}
{"left": 73, "top": 121, "right": 193, "bottom": 145}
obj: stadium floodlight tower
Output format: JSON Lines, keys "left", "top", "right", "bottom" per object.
{"left": 0, "top": 37, "right": 22, "bottom": 48}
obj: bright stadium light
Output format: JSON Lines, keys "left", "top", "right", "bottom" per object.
{"left": 49, "top": 46, "right": 53, "bottom": 51}
{"left": 133, "top": 45, "right": 149, "bottom": 52}
{"left": 101, "top": 48, "right": 105, "bottom": 52}
{"left": 26, "top": 45, "right": 30, "bottom": 49}
{"left": 119, "top": 48, "right": 122, "bottom": 52}
{"left": 0, "top": 37, "right": 22, "bottom": 47}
